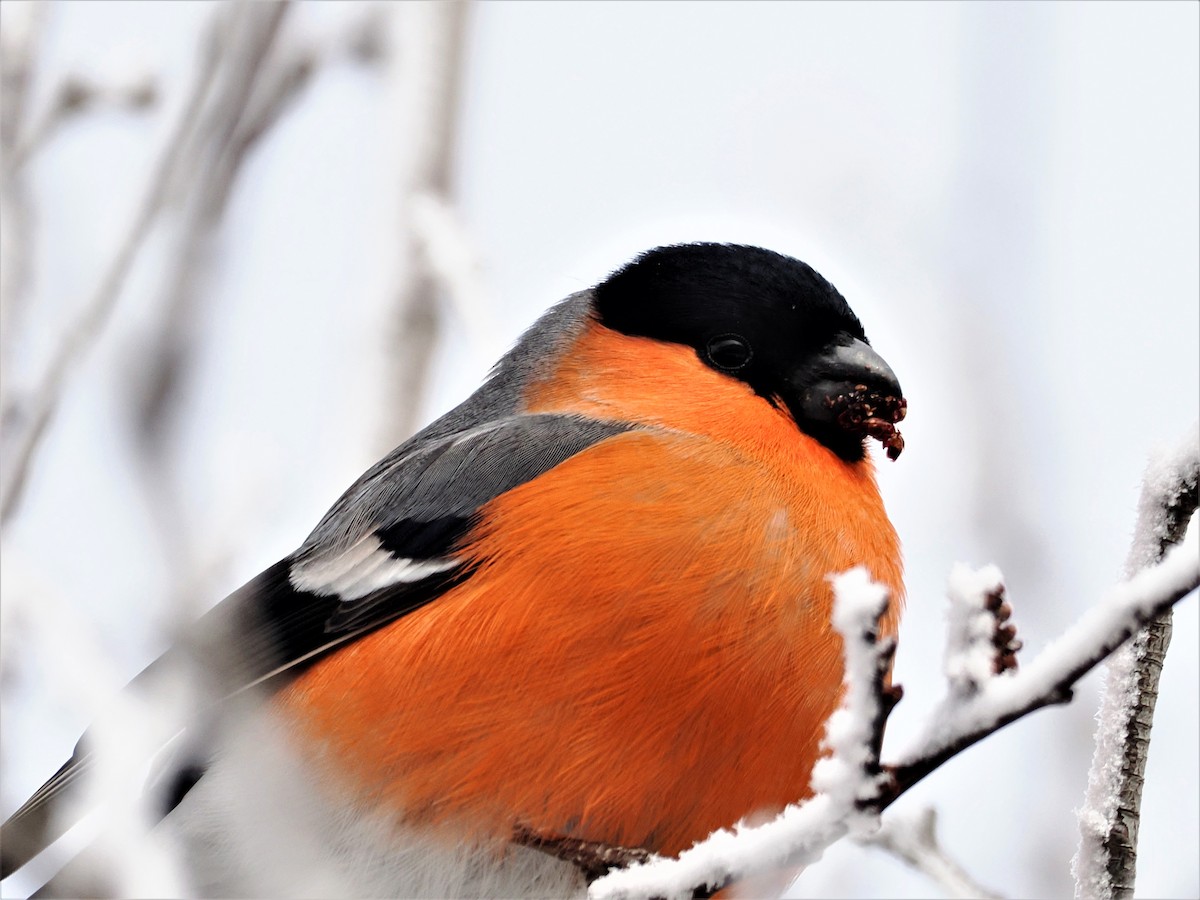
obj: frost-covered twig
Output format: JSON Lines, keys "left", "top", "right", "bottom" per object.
{"left": 1073, "top": 423, "right": 1199, "bottom": 900}
{"left": 884, "top": 523, "right": 1198, "bottom": 807}
{"left": 590, "top": 519, "right": 1198, "bottom": 900}
{"left": 860, "top": 806, "right": 1003, "bottom": 900}
{"left": 944, "top": 567, "right": 1021, "bottom": 696}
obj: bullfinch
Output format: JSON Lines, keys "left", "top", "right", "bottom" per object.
{"left": 0, "top": 242, "right": 907, "bottom": 897}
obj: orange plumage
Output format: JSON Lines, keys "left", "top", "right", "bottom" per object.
{"left": 278, "top": 318, "right": 903, "bottom": 857}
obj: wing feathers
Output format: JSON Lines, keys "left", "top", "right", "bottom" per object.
{"left": 289, "top": 536, "right": 457, "bottom": 600}
{"left": 0, "top": 412, "right": 637, "bottom": 882}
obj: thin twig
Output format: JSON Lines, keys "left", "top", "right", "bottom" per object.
{"left": 881, "top": 530, "right": 1198, "bottom": 809}
{"left": 126, "top": 2, "right": 295, "bottom": 623}
{"left": 512, "top": 825, "right": 652, "bottom": 884}
{"left": 0, "top": 0, "right": 47, "bottom": 406}
{"left": 2, "top": 73, "right": 158, "bottom": 184}
{"left": 0, "top": 5, "right": 226, "bottom": 527}
{"left": 0, "top": 0, "right": 47, "bottom": 163}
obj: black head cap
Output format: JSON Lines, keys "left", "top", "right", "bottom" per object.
{"left": 592, "top": 243, "right": 904, "bottom": 462}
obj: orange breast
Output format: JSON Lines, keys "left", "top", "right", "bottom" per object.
{"left": 276, "top": 321, "right": 903, "bottom": 857}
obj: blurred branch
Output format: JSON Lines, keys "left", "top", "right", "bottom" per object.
{"left": 0, "top": 5, "right": 227, "bottom": 528}
{"left": 0, "top": 1, "right": 46, "bottom": 158}
{"left": 0, "top": 0, "right": 47, "bottom": 443}
{"left": 378, "top": 0, "right": 471, "bottom": 450}
{"left": 1073, "top": 424, "right": 1199, "bottom": 900}
{"left": 1, "top": 7, "right": 160, "bottom": 504}
{"left": 126, "top": 2, "right": 297, "bottom": 620}
{"left": 132, "top": 1, "right": 317, "bottom": 457}
{"left": 127, "top": 2, "right": 390, "bottom": 623}
{"left": 860, "top": 807, "right": 1003, "bottom": 900}
{"left": 0, "top": 8, "right": 289, "bottom": 892}
{"left": 410, "top": 190, "right": 502, "bottom": 361}
{"left": 3, "top": 72, "right": 158, "bottom": 183}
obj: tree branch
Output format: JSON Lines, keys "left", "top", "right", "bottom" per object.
{"left": 881, "top": 523, "right": 1198, "bottom": 809}
{"left": 589, "top": 489, "right": 1198, "bottom": 900}
{"left": 512, "top": 824, "right": 652, "bottom": 884}
{"left": 377, "top": 0, "right": 471, "bottom": 451}
{"left": 0, "top": 0, "right": 47, "bottom": 459}
{"left": 0, "top": 3, "right": 226, "bottom": 527}
{"left": 125, "top": 2, "right": 302, "bottom": 622}
{"left": 1073, "top": 424, "right": 1200, "bottom": 900}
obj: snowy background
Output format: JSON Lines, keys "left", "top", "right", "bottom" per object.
{"left": 1, "top": 2, "right": 1197, "bottom": 898}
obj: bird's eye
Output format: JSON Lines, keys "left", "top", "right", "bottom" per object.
{"left": 706, "top": 334, "right": 753, "bottom": 371}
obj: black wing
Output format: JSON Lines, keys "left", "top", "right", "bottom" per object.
{"left": 0, "top": 413, "right": 635, "bottom": 881}
{"left": 218, "top": 413, "right": 635, "bottom": 690}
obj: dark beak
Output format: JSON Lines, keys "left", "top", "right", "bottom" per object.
{"left": 792, "top": 338, "right": 907, "bottom": 461}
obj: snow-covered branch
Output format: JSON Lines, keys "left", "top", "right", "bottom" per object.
{"left": 1074, "top": 424, "right": 1199, "bottom": 900}
{"left": 886, "top": 518, "right": 1197, "bottom": 806}
{"left": 943, "top": 566, "right": 1021, "bottom": 696}
{"left": 590, "top": 483, "right": 1198, "bottom": 899}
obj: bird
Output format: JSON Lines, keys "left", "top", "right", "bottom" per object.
{"left": 0, "top": 242, "right": 907, "bottom": 898}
